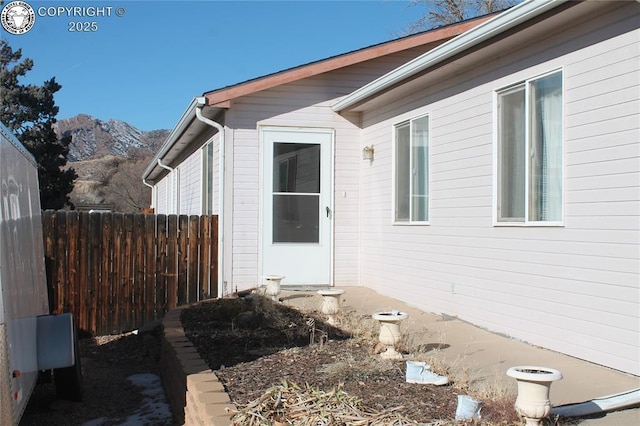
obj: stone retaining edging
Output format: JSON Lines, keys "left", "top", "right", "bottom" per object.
{"left": 159, "top": 306, "right": 236, "bottom": 425}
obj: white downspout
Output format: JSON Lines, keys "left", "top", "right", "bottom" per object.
{"left": 157, "top": 159, "right": 176, "bottom": 213}
{"left": 195, "top": 97, "right": 225, "bottom": 299}
{"left": 552, "top": 388, "right": 640, "bottom": 417}
{"left": 142, "top": 178, "right": 155, "bottom": 210}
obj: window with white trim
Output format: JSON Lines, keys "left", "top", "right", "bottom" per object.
{"left": 394, "top": 114, "right": 429, "bottom": 223}
{"left": 497, "top": 70, "right": 563, "bottom": 224}
{"left": 202, "top": 140, "right": 214, "bottom": 215}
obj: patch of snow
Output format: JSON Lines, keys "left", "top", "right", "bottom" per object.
{"left": 82, "top": 373, "right": 173, "bottom": 426}
{"left": 101, "top": 119, "right": 144, "bottom": 156}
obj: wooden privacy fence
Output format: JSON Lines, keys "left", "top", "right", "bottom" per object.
{"left": 42, "top": 211, "right": 218, "bottom": 336}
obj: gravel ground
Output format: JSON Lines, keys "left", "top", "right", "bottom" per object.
{"left": 19, "top": 324, "right": 174, "bottom": 426}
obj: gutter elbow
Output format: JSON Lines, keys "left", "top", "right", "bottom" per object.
{"left": 157, "top": 158, "right": 173, "bottom": 172}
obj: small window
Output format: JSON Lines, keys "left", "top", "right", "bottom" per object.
{"left": 497, "top": 71, "right": 563, "bottom": 224}
{"left": 394, "top": 115, "right": 429, "bottom": 223}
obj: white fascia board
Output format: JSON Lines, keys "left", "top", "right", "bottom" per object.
{"left": 332, "top": 0, "right": 567, "bottom": 112}
{"left": 142, "top": 97, "right": 199, "bottom": 180}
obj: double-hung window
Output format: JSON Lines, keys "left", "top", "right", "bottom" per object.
{"left": 497, "top": 70, "right": 563, "bottom": 224}
{"left": 394, "top": 114, "right": 429, "bottom": 223}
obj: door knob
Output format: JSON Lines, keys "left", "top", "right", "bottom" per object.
{"left": 326, "top": 206, "right": 330, "bottom": 217}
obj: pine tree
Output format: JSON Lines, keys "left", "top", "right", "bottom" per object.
{"left": 0, "top": 39, "right": 76, "bottom": 210}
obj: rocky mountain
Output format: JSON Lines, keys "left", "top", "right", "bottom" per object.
{"left": 55, "top": 114, "right": 168, "bottom": 161}
{"left": 54, "top": 114, "right": 170, "bottom": 212}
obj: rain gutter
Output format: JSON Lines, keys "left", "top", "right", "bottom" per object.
{"left": 332, "top": 0, "right": 568, "bottom": 112}
{"left": 142, "top": 98, "right": 200, "bottom": 181}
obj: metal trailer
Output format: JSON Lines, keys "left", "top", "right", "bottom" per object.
{"left": 0, "top": 123, "right": 82, "bottom": 424}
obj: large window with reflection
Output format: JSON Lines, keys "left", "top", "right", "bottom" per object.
{"left": 497, "top": 70, "right": 563, "bottom": 224}
{"left": 394, "top": 114, "right": 429, "bottom": 223}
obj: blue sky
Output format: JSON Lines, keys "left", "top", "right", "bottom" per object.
{"left": 2, "top": 0, "right": 427, "bottom": 131}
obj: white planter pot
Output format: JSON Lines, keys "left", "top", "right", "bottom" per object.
{"left": 507, "top": 366, "right": 563, "bottom": 426}
{"left": 264, "top": 275, "right": 285, "bottom": 301}
{"left": 318, "top": 289, "right": 345, "bottom": 325}
{"left": 372, "top": 311, "right": 408, "bottom": 360}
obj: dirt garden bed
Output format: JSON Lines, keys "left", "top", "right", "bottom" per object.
{"left": 180, "top": 295, "right": 525, "bottom": 425}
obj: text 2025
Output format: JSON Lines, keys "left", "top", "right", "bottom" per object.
{"left": 68, "top": 21, "right": 98, "bottom": 32}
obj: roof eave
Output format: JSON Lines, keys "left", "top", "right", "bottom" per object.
{"left": 202, "top": 15, "right": 494, "bottom": 107}
{"left": 332, "top": 0, "right": 567, "bottom": 113}
{"left": 143, "top": 98, "right": 200, "bottom": 181}
{"left": 143, "top": 101, "right": 225, "bottom": 183}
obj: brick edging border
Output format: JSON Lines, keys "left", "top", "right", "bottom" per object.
{"left": 159, "top": 305, "right": 237, "bottom": 425}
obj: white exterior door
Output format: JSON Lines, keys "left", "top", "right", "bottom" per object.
{"left": 261, "top": 128, "right": 333, "bottom": 285}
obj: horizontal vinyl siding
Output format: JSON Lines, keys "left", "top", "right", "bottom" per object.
{"left": 225, "top": 48, "right": 437, "bottom": 290}
{"left": 227, "top": 127, "right": 260, "bottom": 289}
{"left": 155, "top": 175, "right": 169, "bottom": 215}
{"left": 178, "top": 149, "right": 202, "bottom": 216}
{"left": 358, "top": 2, "right": 639, "bottom": 374}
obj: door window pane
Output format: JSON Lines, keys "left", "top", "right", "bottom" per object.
{"left": 273, "top": 194, "right": 319, "bottom": 243}
{"left": 273, "top": 143, "right": 320, "bottom": 193}
{"left": 272, "top": 142, "right": 321, "bottom": 243}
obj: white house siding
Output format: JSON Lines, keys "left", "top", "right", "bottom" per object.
{"left": 357, "top": 2, "right": 639, "bottom": 375}
{"left": 222, "top": 48, "right": 438, "bottom": 291}
{"left": 155, "top": 174, "right": 170, "bottom": 215}
{"left": 177, "top": 149, "right": 202, "bottom": 215}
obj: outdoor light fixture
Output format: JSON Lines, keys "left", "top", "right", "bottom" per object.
{"left": 362, "top": 145, "right": 374, "bottom": 161}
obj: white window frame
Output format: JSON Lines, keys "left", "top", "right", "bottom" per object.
{"left": 201, "top": 138, "right": 215, "bottom": 215}
{"left": 493, "top": 69, "right": 564, "bottom": 227}
{"left": 392, "top": 113, "right": 430, "bottom": 225}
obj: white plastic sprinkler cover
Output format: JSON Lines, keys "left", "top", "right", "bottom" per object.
{"left": 406, "top": 361, "right": 449, "bottom": 386}
{"left": 456, "top": 395, "right": 483, "bottom": 420}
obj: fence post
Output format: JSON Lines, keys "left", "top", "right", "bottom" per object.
{"left": 188, "top": 216, "right": 200, "bottom": 303}
{"left": 156, "top": 214, "right": 168, "bottom": 317}
{"left": 144, "top": 213, "right": 156, "bottom": 323}
{"left": 177, "top": 215, "right": 188, "bottom": 305}
{"left": 100, "top": 213, "right": 113, "bottom": 336}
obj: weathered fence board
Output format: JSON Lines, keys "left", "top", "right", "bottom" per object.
{"left": 42, "top": 211, "right": 218, "bottom": 336}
